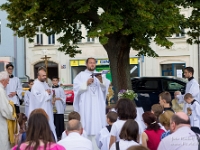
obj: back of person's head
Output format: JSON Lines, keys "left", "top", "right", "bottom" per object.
{"left": 127, "top": 145, "right": 149, "bottom": 150}
{"left": 0, "top": 71, "right": 9, "bottom": 81}
{"left": 159, "top": 110, "right": 174, "bottom": 128}
{"left": 17, "top": 113, "right": 27, "bottom": 128}
{"left": 31, "top": 108, "right": 49, "bottom": 120}
{"left": 107, "top": 111, "right": 118, "bottom": 123}
{"left": 184, "top": 93, "right": 193, "bottom": 100}
{"left": 66, "top": 119, "right": 82, "bottom": 132}
{"left": 115, "top": 98, "right": 137, "bottom": 120}
{"left": 171, "top": 112, "right": 190, "bottom": 126}
{"left": 68, "top": 111, "right": 81, "bottom": 121}
{"left": 151, "top": 104, "right": 163, "bottom": 119}
{"left": 26, "top": 112, "right": 54, "bottom": 150}
{"left": 159, "top": 91, "right": 171, "bottom": 104}
{"left": 119, "top": 119, "right": 139, "bottom": 142}
{"left": 142, "top": 111, "right": 160, "bottom": 131}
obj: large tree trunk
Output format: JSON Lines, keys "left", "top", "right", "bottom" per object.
{"left": 103, "top": 33, "right": 133, "bottom": 102}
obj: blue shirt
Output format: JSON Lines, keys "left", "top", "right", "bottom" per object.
{"left": 161, "top": 130, "right": 171, "bottom": 139}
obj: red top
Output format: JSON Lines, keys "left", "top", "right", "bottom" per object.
{"left": 144, "top": 129, "right": 164, "bottom": 150}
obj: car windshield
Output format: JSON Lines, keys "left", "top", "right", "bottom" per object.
{"left": 22, "top": 82, "right": 29, "bottom": 88}
{"left": 61, "top": 85, "right": 73, "bottom": 90}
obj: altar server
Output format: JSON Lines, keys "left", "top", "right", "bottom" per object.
{"left": 52, "top": 76, "right": 65, "bottom": 140}
{"left": 24, "top": 79, "right": 34, "bottom": 117}
{"left": 5, "top": 63, "right": 22, "bottom": 114}
{"left": 177, "top": 67, "right": 200, "bottom": 113}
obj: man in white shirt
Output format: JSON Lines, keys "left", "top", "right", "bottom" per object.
{"left": 177, "top": 67, "right": 200, "bottom": 113}
{"left": 0, "top": 71, "right": 14, "bottom": 150}
{"left": 157, "top": 112, "right": 198, "bottom": 150}
{"left": 28, "top": 67, "right": 57, "bottom": 141}
{"left": 5, "top": 63, "right": 22, "bottom": 114}
{"left": 58, "top": 119, "right": 92, "bottom": 150}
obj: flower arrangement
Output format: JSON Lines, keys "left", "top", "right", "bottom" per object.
{"left": 118, "top": 89, "right": 138, "bottom": 101}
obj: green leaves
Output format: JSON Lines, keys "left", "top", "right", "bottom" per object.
{"left": 0, "top": 0, "right": 199, "bottom": 58}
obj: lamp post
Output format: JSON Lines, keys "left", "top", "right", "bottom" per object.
{"left": 41, "top": 49, "right": 51, "bottom": 82}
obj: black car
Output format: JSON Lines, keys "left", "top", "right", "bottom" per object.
{"left": 131, "top": 76, "right": 187, "bottom": 112}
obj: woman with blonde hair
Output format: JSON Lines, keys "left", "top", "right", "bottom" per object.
{"left": 159, "top": 110, "right": 174, "bottom": 139}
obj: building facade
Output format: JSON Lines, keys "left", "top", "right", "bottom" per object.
{"left": 0, "top": 0, "right": 26, "bottom": 80}
{"left": 25, "top": 8, "right": 199, "bottom": 84}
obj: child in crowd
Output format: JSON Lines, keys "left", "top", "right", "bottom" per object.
{"left": 184, "top": 93, "right": 200, "bottom": 129}
{"left": 96, "top": 111, "right": 118, "bottom": 150}
{"left": 172, "top": 91, "right": 184, "bottom": 112}
{"left": 159, "top": 110, "right": 175, "bottom": 139}
{"left": 141, "top": 112, "right": 165, "bottom": 150}
{"left": 15, "top": 113, "right": 27, "bottom": 144}
{"left": 61, "top": 111, "right": 88, "bottom": 139}
{"left": 109, "top": 98, "right": 138, "bottom": 149}
{"left": 110, "top": 119, "right": 139, "bottom": 150}
{"left": 52, "top": 76, "right": 66, "bottom": 140}
{"left": 151, "top": 104, "right": 165, "bottom": 131}
{"left": 159, "top": 91, "right": 174, "bottom": 113}
{"left": 24, "top": 79, "right": 34, "bottom": 117}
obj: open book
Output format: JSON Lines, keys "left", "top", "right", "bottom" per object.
{"left": 91, "top": 70, "right": 109, "bottom": 77}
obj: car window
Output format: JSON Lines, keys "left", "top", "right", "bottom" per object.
{"left": 163, "top": 80, "right": 184, "bottom": 91}
{"left": 137, "top": 80, "right": 159, "bottom": 90}
{"left": 22, "top": 83, "right": 29, "bottom": 88}
{"left": 61, "top": 86, "right": 73, "bottom": 90}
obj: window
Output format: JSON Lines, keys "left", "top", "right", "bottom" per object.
{"left": 176, "top": 28, "right": 185, "bottom": 37}
{"left": 48, "top": 34, "right": 55, "bottom": 44}
{"left": 0, "top": 62, "right": 4, "bottom": 71}
{"left": 0, "top": 19, "right": 1, "bottom": 44}
{"left": 86, "top": 30, "right": 94, "bottom": 42}
{"left": 162, "top": 80, "right": 184, "bottom": 91}
{"left": 137, "top": 80, "right": 159, "bottom": 90}
{"left": 161, "top": 64, "right": 185, "bottom": 77}
{"left": 36, "top": 27, "right": 43, "bottom": 45}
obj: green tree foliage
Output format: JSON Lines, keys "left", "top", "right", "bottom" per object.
{"left": 1, "top": 0, "right": 199, "bottom": 99}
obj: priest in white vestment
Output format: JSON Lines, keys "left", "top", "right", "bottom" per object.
{"left": 28, "top": 67, "right": 57, "bottom": 141}
{"left": 0, "top": 71, "right": 14, "bottom": 150}
{"left": 177, "top": 67, "right": 200, "bottom": 113}
{"left": 73, "top": 58, "right": 109, "bottom": 148}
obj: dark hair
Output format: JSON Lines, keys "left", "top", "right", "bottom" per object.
{"left": 86, "top": 57, "right": 96, "bottom": 64}
{"left": 6, "top": 63, "right": 14, "bottom": 69}
{"left": 184, "top": 93, "right": 193, "bottom": 100}
{"left": 151, "top": 104, "right": 163, "bottom": 120}
{"left": 52, "top": 76, "right": 59, "bottom": 80}
{"left": 28, "top": 79, "right": 34, "bottom": 84}
{"left": 127, "top": 145, "right": 149, "bottom": 150}
{"left": 159, "top": 91, "right": 171, "bottom": 103}
{"left": 17, "top": 113, "right": 27, "bottom": 130}
{"left": 107, "top": 111, "right": 118, "bottom": 123}
{"left": 68, "top": 111, "right": 81, "bottom": 121}
{"left": 119, "top": 119, "right": 139, "bottom": 142}
{"left": 171, "top": 114, "right": 190, "bottom": 125}
{"left": 184, "top": 67, "right": 194, "bottom": 75}
{"left": 142, "top": 111, "right": 160, "bottom": 131}
{"left": 115, "top": 98, "right": 137, "bottom": 120}
{"left": 25, "top": 113, "right": 54, "bottom": 150}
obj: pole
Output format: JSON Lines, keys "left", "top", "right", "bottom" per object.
{"left": 44, "top": 55, "right": 48, "bottom": 78}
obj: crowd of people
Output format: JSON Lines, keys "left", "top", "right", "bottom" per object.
{"left": 0, "top": 58, "right": 200, "bottom": 150}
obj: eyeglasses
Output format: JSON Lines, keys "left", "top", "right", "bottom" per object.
{"left": 7, "top": 68, "right": 13, "bottom": 70}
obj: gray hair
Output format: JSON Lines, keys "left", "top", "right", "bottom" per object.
{"left": 0, "top": 71, "right": 9, "bottom": 81}
{"left": 66, "top": 120, "right": 82, "bottom": 132}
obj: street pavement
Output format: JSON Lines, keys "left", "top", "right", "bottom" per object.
{"left": 20, "top": 104, "right": 74, "bottom": 122}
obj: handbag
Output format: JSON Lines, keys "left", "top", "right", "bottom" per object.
{"left": 16, "top": 94, "right": 23, "bottom": 105}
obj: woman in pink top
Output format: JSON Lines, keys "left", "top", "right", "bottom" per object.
{"left": 12, "top": 109, "right": 65, "bottom": 150}
{"left": 141, "top": 111, "right": 164, "bottom": 150}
